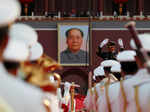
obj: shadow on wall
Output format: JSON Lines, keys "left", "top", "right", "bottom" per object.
{"left": 61, "top": 69, "right": 88, "bottom": 95}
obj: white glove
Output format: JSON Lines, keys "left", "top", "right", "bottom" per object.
{"left": 64, "top": 82, "right": 71, "bottom": 89}
{"left": 99, "top": 38, "right": 109, "bottom": 48}
{"left": 118, "top": 38, "right": 124, "bottom": 48}
{"left": 63, "top": 82, "right": 71, "bottom": 105}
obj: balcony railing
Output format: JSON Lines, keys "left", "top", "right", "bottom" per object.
{"left": 17, "top": 15, "right": 150, "bottom": 22}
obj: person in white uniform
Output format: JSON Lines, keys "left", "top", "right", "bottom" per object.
{"left": 0, "top": 0, "right": 20, "bottom": 112}
{"left": 84, "top": 65, "right": 106, "bottom": 112}
{"left": 9, "top": 23, "right": 61, "bottom": 112}
{"left": 0, "top": 37, "right": 47, "bottom": 112}
{"left": 85, "top": 60, "right": 120, "bottom": 112}
{"left": 116, "top": 50, "right": 139, "bottom": 112}
{"left": 97, "top": 50, "right": 137, "bottom": 112}
{"left": 117, "top": 34, "right": 150, "bottom": 112}
{"left": 0, "top": 1, "right": 49, "bottom": 112}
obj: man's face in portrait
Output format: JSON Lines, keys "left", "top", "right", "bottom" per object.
{"left": 66, "top": 29, "right": 83, "bottom": 53}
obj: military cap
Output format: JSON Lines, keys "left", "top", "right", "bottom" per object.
{"left": 0, "top": 0, "right": 21, "bottom": 26}
{"left": 9, "top": 23, "right": 38, "bottom": 47}
{"left": 111, "top": 65, "right": 121, "bottom": 72}
{"left": 3, "top": 40, "right": 29, "bottom": 62}
{"left": 29, "top": 42, "right": 43, "bottom": 61}
{"left": 101, "top": 60, "right": 120, "bottom": 67}
{"left": 117, "top": 50, "right": 136, "bottom": 62}
{"left": 93, "top": 66, "right": 105, "bottom": 80}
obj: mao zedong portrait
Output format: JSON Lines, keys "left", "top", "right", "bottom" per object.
{"left": 60, "top": 28, "right": 89, "bottom": 64}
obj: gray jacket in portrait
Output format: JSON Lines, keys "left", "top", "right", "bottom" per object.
{"left": 60, "top": 48, "right": 89, "bottom": 64}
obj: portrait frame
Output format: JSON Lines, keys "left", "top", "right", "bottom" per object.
{"left": 57, "top": 22, "right": 90, "bottom": 66}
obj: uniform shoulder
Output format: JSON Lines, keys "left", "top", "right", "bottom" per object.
{"left": 133, "top": 79, "right": 150, "bottom": 87}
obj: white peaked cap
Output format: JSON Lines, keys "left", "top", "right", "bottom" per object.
{"left": 93, "top": 66, "right": 105, "bottom": 80}
{"left": 0, "top": 0, "right": 21, "bottom": 26}
{"left": 101, "top": 60, "right": 120, "bottom": 67}
{"left": 111, "top": 65, "right": 121, "bottom": 72}
{"left": 3, "top": 40, "right": 29, "bottom": 62}
{"left": 64, "top": 82, "right": 72, "bottom": 88}
{"left": 29, "top": 42, "right": 43, "bottom": 61}
{"left": 9, "top": 23, "right": 38, "bottom": 47}
{"left": 130, "top": 34, "right": 150, "bottom": 51}
{"left": 117, "top": 50, "right": 136, "bottom": 62}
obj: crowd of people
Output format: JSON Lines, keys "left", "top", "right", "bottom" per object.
{"left": 84, "top": 24, "right": 150, "bottom": 112}
{"left": 1, "top": 0, "right": 150, "bottom": 112}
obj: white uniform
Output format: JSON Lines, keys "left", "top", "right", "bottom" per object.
{"left": 0, "top": 63, "right": 46, "bottom": 112}
{"left": 97, "top": 50, "right": 137, "bottom": 112}
{"left": 84, "top": 88, "right": 94, "bottom": 111}
{"left": 44, "top": 93, "right": 61, "bottom": 112}
{"left": 84, "top": 82, "right": 105, "bottom": 111}
{"left": 137, "top": 81, "right": 150, "bottom": 112}
{"left": 84, "top": 65, "right": 105, "bottom": 111}
{"left": 117, "top": 69, "right": 150, "bottom": 112}
{"left": 85, "top": 60, "right": 120, "bottom": 112}
{"left": 118, "top": 33, "right": 150, "bottom": 112}
{"left": 97, "top": 81, "right": 120, "bottom": 112}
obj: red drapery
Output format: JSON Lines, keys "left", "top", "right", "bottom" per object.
{"left": 61, "top": 94, "right": 85, "bottom": 112}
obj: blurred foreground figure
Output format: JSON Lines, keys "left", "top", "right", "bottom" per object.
{"left": 9, "top": 23, "right": 62, "bottom": 112}
{"left": 0, "top": 0, "right": 49, "bottom": 112}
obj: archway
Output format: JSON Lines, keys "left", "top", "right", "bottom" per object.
{"left": 61, "top": 69, "right": 88, "bottom": 95}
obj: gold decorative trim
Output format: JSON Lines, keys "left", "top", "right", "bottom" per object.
{"left": 134, "top": 86, "right": 141, "bottom": 112}
{"left": 120, "top": 80, "right": 127, "bottom": 112}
